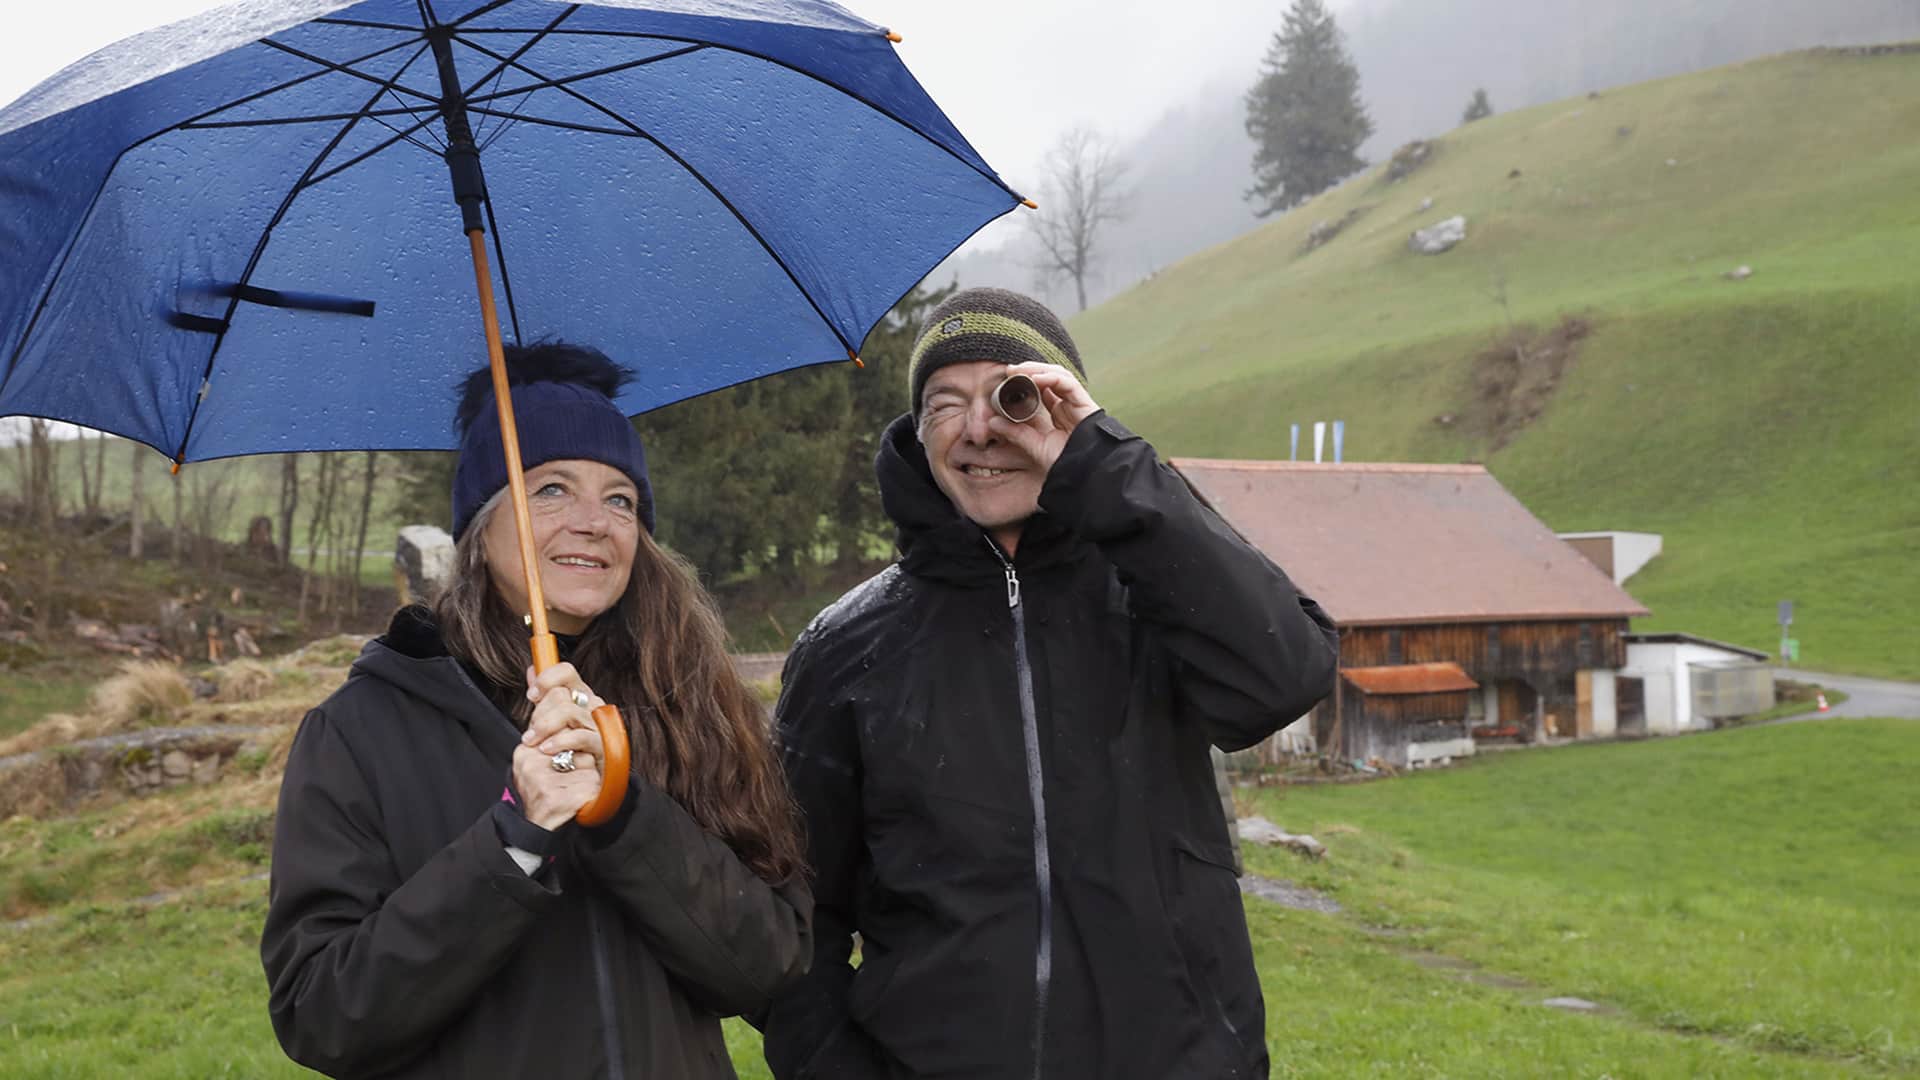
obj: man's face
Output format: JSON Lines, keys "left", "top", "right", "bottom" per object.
{"left": 918, "top": 360, "right": 1045, "bottom": 533}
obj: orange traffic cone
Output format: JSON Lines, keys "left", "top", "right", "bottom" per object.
{"left": 1816, "top": 692, "right": 1830, "bottom": 713}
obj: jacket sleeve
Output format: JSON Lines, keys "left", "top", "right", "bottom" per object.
{"left": 756, "top": 635, "right": 897, "bottom": 1080}
{"left": 261, "top": 708, "right": 561, "bottom": 1077}
{"left": 571, "top": 769, "right": 813, "bottom": 1019}
{"left": 1038, "top": 411, "right": 1340, "bottom": 750}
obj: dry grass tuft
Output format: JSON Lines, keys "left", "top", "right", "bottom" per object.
{"left": 0, "top": 756, "right": 69, "bottom": 820}
{"left": 90, "top": 660, "right": 192, "bottom": 729}
{"left": 210, "top": 659, "right": 276, "bottom": 704}
{"left": 261, "top": 724, "right": 301, "bottom": 779}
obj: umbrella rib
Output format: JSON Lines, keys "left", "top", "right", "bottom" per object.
{"left": 482, "top": 194, "right": 524, "bottom": 345}
{"left": 462, "top": 44, "right": 706, "bottom": 107}
{"left": 379, "top": 85, "right": 448, "bottom": 153}
{"left": 456, "top": 38, "right": 857, "bottom": 354}
{"left": 303, "top": 114, "right": 440, "bottom": 189}
{"left": 2, "top": 38, "right": 434, "bottom": 404}
{"left": 451, "top": 26, "right": 1020, "bottom": 201}
{"left": 171, "top": 36, "right": 421, "bottom": 130}
{"left": 467, "top": 5, "right": 581, "bottom": 149}
{"left": 451, "top": 0, "right": 520, "bottom": 28}
{"left": 463, "top": 106, "right": 633, "bottom": 136}
{"left": 313, "top": 17, "right": 424, "bottom": 32}
{"left": 381, "top": 45, "right": 450, "bottom": 152}
{"left": 170, "top": 57, "right": 437, "bottom": 464}
{"left": 259, "top": 39, "right": 441, "bottom": 106}
{"left": 180, "top": 104, "right": 431, "bottom": 129}
{"left": 299, "top": 17, "right": 587, "bottom": 192}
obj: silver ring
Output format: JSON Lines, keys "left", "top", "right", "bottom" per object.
{"left": 550, "top": 749, "right": 576, "bottom": 773}
{"left": 570, "top": 689, "right": 591, "bottom": 710}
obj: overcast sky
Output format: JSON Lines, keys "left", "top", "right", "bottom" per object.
{"left": 0, "top": 0, "right": 1349, "bottom": 197}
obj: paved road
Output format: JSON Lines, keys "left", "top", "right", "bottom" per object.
{"left": 1772, "top": 669, "right": 1920, "bottom": 720}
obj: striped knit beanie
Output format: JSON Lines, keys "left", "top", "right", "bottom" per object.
{"left": 907, "top": 288, "right": 1085, "bottom": 413}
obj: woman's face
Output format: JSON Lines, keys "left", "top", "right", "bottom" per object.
{"left": 481, "top": 459, "right": 642, "bottom": 635}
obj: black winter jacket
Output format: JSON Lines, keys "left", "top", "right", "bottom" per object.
{"left": 760, "top": 412, "right": 1338, "bottom": 1079}
{"left": 261, "top": 607, "right": 811, "bottom": 1079}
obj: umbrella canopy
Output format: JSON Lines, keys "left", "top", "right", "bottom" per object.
{"left": 0, "top": 0, "right": 1023, "bottom": 463}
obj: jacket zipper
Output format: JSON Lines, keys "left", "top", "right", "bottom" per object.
{"left": 587, "top": 892, "right": 627, "bottom": 1080}
{"left": 988, "top": 538, "right": 1053, "bottom": 1080}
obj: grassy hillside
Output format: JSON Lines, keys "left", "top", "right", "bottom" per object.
{"left": 1076, "top": 46, "right": 1920, "bottom": 678}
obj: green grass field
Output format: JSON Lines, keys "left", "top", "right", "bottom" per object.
{"left": 1077, "top": 47, "right": 1920, "bottom": 678}
{"left": 3, "top": 719, "right": 1911, "bottom": 1076}
{"left": 1247, "top": 719, "right": 1920, "bottom": 1074}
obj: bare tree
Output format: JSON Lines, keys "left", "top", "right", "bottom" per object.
{"left": 279, "top": 454, "right": 301, "bottom": 566}
{"left": 77, "top": 430, "right": 99, "bottom": 516}
{"left": 349, "top": 452, "right": 378, "bottom": 616}
{"left": 26, "top": 419, "right": 56, "bottom": 528}
{"left": 129, "top": 441, "right": 146, "bottom": 559}
{"left": 170, "top": 466, "right": 184, "bottom": 562}
{"left": 1026, "top": 127, "right": 1129, "bottom": 313}
{"left": 90, "top": 431, "right": 108, "bottom": 516}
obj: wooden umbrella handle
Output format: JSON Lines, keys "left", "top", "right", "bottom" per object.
{"left": 576, "top": 704, "right": 632, "bottom": 827}
{"left": 470, "top": 229, "right": 630, "bottom": 826}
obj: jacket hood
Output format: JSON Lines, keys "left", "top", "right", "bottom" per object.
{"left": 349, "top": 605, "right": 513, "bottom": 739}
{"left": 875, "top": 412, "right": 1079, "bottom": 583}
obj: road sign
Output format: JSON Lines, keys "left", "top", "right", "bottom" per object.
{"left": 1778, "top": 600, "right": 1794, "bottom": 627}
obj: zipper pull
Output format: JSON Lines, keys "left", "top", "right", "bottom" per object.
{"left": 984, "top": 534, "right": 1021, "bottom": 609}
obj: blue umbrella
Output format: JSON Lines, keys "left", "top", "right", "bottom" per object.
{"left": 0, "top": 0, "right": 1027, "bottom": 822}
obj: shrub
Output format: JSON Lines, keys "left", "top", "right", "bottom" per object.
{"left": 90, "top": 661, "right": 192, "bottom": 729}
{"left": 210, "top": 659, "right": 276, "bottom": 704}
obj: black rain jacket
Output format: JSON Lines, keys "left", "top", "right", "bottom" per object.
{"left": 261, "top": 606, "right": 811, "bottom": 1079}
{"left": 760, "top": 412, "right": 1338, "bottom": 1079}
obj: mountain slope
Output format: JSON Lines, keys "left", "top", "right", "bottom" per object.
{"left": 1076, "top": 47, "right": 1920, "bottom": 678}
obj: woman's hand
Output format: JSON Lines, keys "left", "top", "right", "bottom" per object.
{"left": 510, "top": 661, "right": 609, "bottom": 831}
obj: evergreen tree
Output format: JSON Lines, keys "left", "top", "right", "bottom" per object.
{"left": 638, "top": 283, "right": 949, "bottom": 585}
{"left": 1243, "top": 0, "right": 1374, "bottom": 216}
{"left": 1462, "top": 87, "right": 1494, "bottom": 124}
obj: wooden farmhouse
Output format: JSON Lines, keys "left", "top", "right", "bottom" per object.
{"left": 1171, "top": 460, "right": 1650, "bottom": 768}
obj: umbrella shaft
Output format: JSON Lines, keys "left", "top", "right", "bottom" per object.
{"left": 467, "top": 228, "right": 557, "bottom": 669}
{"left": 429, "top": 28, "right": 487, "bottom": 235}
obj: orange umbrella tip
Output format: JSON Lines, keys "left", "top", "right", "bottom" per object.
{"left": 884, "top": 29, "right": 902, "bottom": 43}
{"left": 848, "top": 349, "right": 866, "bottom": 369}
{"left": 1021, "top": 197, "right": 1039, "bottom": 210}
{"left": 169, "top": 457, "right": 183, "bottom": 475}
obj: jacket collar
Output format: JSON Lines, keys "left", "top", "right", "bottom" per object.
{"left": 875, "top": 412, "right": 1084, "bottom": 586}
{"left": 352, "top": 605, "right": 522, "bottom": 750}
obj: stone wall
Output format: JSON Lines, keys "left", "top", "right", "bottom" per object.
{"left": 0, "top": 725, "right": 275, "bottom": 818}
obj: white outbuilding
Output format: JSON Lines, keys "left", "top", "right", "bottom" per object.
{"left": 1618, "top": 633, "right": 1774, "bottom": 734}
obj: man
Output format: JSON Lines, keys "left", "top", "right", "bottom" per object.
{"left": 761, "top": 288, "right": 1337, "bottom": 1079}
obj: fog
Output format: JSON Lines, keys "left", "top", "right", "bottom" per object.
{"left": 940, "top": 0, "right": 1920, "bottom": 315}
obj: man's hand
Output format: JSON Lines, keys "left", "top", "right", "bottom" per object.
{"left": 510, "top": 661, "right": 609, "bottom": 830}
{"left": 983, "top": 362, "right": 1101, "bottom": 475}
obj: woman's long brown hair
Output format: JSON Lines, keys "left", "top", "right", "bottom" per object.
{"left": 436, "top": 495, "right": 804, "bottom": 885}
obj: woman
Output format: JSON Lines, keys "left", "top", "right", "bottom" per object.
{"left": 262, "top": 343, "right": 810, "bottom": 1078}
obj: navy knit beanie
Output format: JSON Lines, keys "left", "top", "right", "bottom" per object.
{"left": 450, "top": 343, "right": 654, "bottom": 540}
{"left": 906, "top": 287, "right": 1085, "bottom": 413}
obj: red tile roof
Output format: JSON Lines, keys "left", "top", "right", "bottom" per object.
{"left": 1171, "top": 459, "right": 1650, "bottom": 627}
{"left": 1342, "top": 662, "right": 1480, "bottom": 695}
